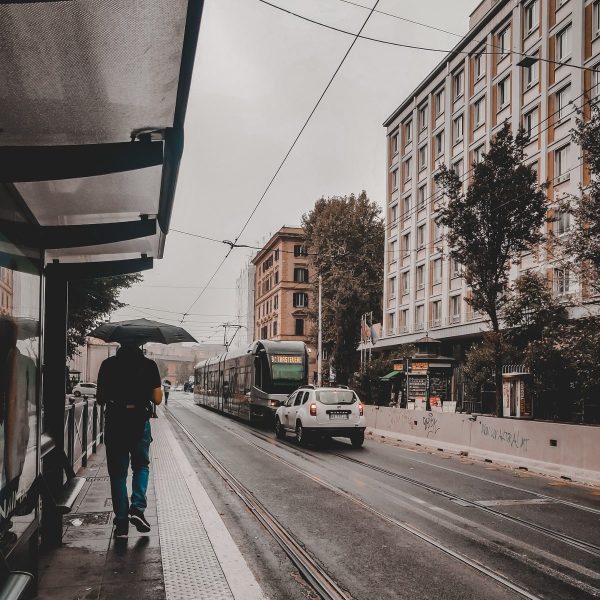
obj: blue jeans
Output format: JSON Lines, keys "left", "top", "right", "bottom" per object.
{"left": 106, "top": 420, "right": 151, "bottom": 524}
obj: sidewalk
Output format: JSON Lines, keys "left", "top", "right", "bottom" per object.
{"left": 35, "top": 410, "right": 265, "bottom": 600}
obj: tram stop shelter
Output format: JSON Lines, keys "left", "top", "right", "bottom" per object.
{"left": 0, "top": 0, "right": 204, "bottom": 593}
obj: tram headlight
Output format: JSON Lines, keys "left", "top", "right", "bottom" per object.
{"left": 309, "top": 403, "right": 317, "bottom": 416}
{"left": 270, "top": 399, "right": 279, "bottom": 407}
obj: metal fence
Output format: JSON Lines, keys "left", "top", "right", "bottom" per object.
{"left": 63, "top": 398, "right": 104, "bottom": 472}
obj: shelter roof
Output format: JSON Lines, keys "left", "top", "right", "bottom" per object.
{"left": 0, "top": 0, "right": 204, "bottom": 278}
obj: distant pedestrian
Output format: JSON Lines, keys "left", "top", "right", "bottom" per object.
{"left": 163, "top": 379, "right": 171, "bottom": 405}
{"left": 97, "top": 344, "right": 162, "bottom": 538}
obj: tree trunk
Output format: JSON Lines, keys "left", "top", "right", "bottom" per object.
{"left": 490, "top": 313, "right": 503, "bottom": 418}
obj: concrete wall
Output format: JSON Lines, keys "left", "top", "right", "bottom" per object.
{"left": 365, "top": 406, "right": 600, "bottom": 484}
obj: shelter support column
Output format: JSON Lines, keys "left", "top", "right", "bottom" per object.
{"left": 41, "top": 274, "right": 68, "bottom": 547}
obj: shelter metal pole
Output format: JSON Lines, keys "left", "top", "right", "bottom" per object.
{"left": 41, "top": 274, "right": 68, "bottom": 548}
{"left": 317, "top": 276, "right": 322, "bottom": 388}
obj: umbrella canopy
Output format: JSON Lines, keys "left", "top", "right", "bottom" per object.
{"left": 88, "top": 318, "right": 197, "bottom": 346}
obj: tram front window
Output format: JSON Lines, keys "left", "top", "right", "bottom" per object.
{"left": 269, "top": 355, "right": 305, "bottom": 393}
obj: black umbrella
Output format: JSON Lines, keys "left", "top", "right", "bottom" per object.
{"left": 88, "top": 318, "right": 197, "bottom": 345}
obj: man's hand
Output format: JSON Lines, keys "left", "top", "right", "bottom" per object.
{"left": 152, "top": 387, "right": 163, "bottom": 405}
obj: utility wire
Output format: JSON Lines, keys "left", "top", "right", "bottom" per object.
{"left": 260, "top": 0, "right": 600, "bottom": 73}
{"left": 180, "top": 0, "right": 382, "bottom": 324}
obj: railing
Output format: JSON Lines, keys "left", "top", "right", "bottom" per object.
{"left": 64, "top": 398, "right": 104, "bottom": 473}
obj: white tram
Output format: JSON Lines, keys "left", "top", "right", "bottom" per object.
{"left": 194, "top": 340, "right": 309, "bottom": 424}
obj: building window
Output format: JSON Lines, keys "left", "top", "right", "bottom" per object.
{"left": 556, "top": 24, "right": 571, "bottom": 61}
{"left": 295, "top": 319, "right": 305, "bottom": 336}
{"left": 473, "top": 145, "right": 485, "bottom": 164}
{"left": 417, "top": 185, "right": 426, "bottom": 210}
{"left": 392, "top": 169, "right": 399, "bottom": 190}
{"left": 450, "top": 295, "right": 461, "bottom": 323}
{"left": 389, "top": 276, "right": 396, "bottom": 300}
{"left": 387, "top": 312, "right": 396, "bottom": 336}
{"left": 274, "top": 270, "right": 279, "bottom": 284}
{"left": 593, "top": 64, "right": 600, "bottom": 100}
{"left": 391, "top": 132, "right": 399, "bottom": 155}
{"left": 524, "top": 0, "right": 539, "bottom": 34}
{"left": 453, "top": 70, "right": 464, "bottom": 99}
{"left": 273, "top": 321, "right": 278, "bottom": 336}
{"left": 497, "top": 26, "right": 510, "bottom": 60}
{"left": 293, "top": 292, "right": 308, "bottom": 308}
{"left": 402, "top": 195, "right": 411, "bottom": 219}
{"left": 431, "top": 300, "right": 442, "bottom": 326}
{"left": 419, "top": 145, "right": 427, "bottom": 171}
{"left": 293, "top": 245, "right": 308, "bottom": 257}
{"left": 389, "top": 239, "right": 398, "bottom": 265}
{"left": 498, "top": 77, "right": 510, "bottom": 109}
{"left": 433, "top": 258, "right": 442, "bottom": 284}
{"left": 474, "top": 96, "right": 485, "bottom": 127}
{"left": 450, "top": 257, "right": 461, "bottom": 278}
{"left": 524, "top": 107, "right": 539, "bottom": 138}
{"left": 400, "top": 309, "right": 409, "bottom": 333}
{"left": 401, "top": 270, "right": 410, "bottom": 294}
{"left": 452, "top": 158, "right": 463, "bottom": 179}
{"left": 261, "top": 325, "right": 268, "bottom": 338}
{"left": 419, "top": 105, "right": 428, "bottom": 130}
{"left": 434, "top": 88, "right": 444, "bottom": 117}
{"left": 274, "top": 249, "right": 279, "bottom": 261}
{"left": 403, "top": 157, "right": 412, "bottom": 181}
{"left": 415, "top": 305, "right": 425, "bottom": 331}
{"left": 416, "top": 264, "right": 425, "bottom": 289}
{"left": 434, "top": 131, "right": 444, "bottom": 157}
{"left": 553, "top": 268, "right": 571, "bottom": 295}
{"left": 433, "top": 218, "right": 442, "bottom": 241}
{"left": 402, "top": 233, "right": 411, "bottom": 257}
{"left": 594, "top": 1, "right": 600, "bottom": 37}
{"left": 453, "top": 114, "right": 463, "bottom": 143}
{"left": 390, "top": 203, "right": 398, "bottom": 224}
{"left": 555, "top": 210, "right": 570, "bottom": 235}
{"left": 404, "top": 120, "right": 412, "bottom": 143}
{"left": 474, "top": 51, "right": 485, "bottom": 80}
{"left": 524, "top": 53, "right": 539, "bottom": 88}
{"left": 556, "top": 86, "right": 570, "bottom": 122}
{"left": 294, "top": 267, "right": 309, "bottom": 283}
{"left": 555, "top": 144, "right": 569, "bottom": 182}
{"left": 417, "top": 224, "right": 426, "bottom": 248}
{"left": 274, "top": 294, "right": 279, "bottom": 310}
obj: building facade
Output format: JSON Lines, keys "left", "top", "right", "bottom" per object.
{"left": 252, "top": 227, "right": 317, "bottom": 381}
{"left": 380, "top": 0, "right": 600, "bottom": 352}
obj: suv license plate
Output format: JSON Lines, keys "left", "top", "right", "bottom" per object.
{"left": 329, "top": 414, "right": 349, "bottom": 420}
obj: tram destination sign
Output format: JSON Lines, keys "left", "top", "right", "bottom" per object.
{"left": 271, "top": 355, "right": 303, "bottom": 364}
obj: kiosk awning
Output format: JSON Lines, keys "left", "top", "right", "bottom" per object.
{"left": 380, "top": 371, "right": 404, "bottom": 381}
{"left": 0, "top": 0, "right": 204, "bottom": 277}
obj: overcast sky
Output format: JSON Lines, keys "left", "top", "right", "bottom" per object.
{"left": 112, "top": 0, "right": 478, "bottom": 343}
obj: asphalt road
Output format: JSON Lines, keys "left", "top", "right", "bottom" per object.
{"left": 164, "top": 392, "right": 600, "bottom": 600}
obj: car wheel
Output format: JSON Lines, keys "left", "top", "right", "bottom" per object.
{"left": 351, "top": 432, "right": 365, "bottom": 448}
{"left": 275, "top": 417, "right": 286, "bottom": 440}
{"left": 73, "top": 391, "right": 81, "bottom": 398}
{"left": 296, "top": 421, "right": 309, "bottom": 447}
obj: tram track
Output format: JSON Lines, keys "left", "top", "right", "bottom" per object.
{"left": 167, "top": 403, "right": 545, "bottom": 600}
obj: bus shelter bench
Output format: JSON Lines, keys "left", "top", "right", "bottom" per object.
{"left": 0, "top": 572, "right": 33, "bottom": 600}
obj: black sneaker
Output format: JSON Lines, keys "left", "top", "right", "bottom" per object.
{"left": 114, "top": 520, "right": 129, "bottom": 538}
{"left": 129, "top": 507, "right": 151, "bottom": 533}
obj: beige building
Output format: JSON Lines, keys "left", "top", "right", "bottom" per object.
{"left": 252, "top": 227, "right": 317, "bottom": 381}
{"left": 380, "top": 0, "right": 600, "bottom": 352}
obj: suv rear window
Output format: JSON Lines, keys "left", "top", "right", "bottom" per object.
{"left": 315, "top": 390, "right": 356, "bottom": 405}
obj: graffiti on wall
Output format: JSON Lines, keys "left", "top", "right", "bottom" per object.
{"left": 422, "top": 413, "right": 440, "bottom": 438}
{"left": 479, "top": 421, "right": 529, "bottom": 452}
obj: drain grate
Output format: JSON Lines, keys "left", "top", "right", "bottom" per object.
{"left": 86, "top": 476, "right": 110, "bottom": 482}
{"left": 68, "top": 511, "right": 112, "bottom": 526}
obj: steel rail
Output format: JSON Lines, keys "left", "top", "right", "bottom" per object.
{"left": 328, "top": 452, "right": 600, "bottom": 559}
{"left": 169, "top": 403, "right": 542, "bottom": 600}
{"left": 166, "top": 409, "right": 353, "bottom": 600}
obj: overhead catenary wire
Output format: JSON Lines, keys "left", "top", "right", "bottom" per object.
{"left": 260, "top": 0, "right": 600, "bottom": 73}
{"left": 179, "top": 0, "right": 382, "bottom": 324}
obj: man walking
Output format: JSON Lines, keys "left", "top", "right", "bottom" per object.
{"left": 97, "top": 344, "right": 163, "bottom": 538}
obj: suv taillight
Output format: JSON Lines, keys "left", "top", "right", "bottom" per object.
{"left": 309, "top": 403, "right": 317, "bottom": 416}
{"left": 358, "top": 403, "right": 363, "bottom": 416}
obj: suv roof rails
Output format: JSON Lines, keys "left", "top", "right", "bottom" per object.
{"left": 298, "top": 384, "right": 315, "bottom": 389}
{"left": 337, "top": 385, "right": 349, "bottom": 389}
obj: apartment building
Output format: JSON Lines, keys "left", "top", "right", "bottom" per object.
{"left": 251, "top": 226, "right": 317, "bottom": 381}
{"left": 234, "top": 260, "right": 256, "bottom": 349}
{"left": 380, "top": 0, "right": 600, "bottom": 353}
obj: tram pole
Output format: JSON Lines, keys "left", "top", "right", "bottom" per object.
{"left": 317, "top": 275, "right": 322, "bottom": 388}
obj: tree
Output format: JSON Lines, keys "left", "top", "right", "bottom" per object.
{"left": 302, "top": 191, "right": 384, "bottom": 384}
{"left": 567, "top": 103, "right": 600, "bottom": 295}
{"left": 435, "top": 124, "right": 547, "bottom": 416}
{"left": 67, "top": 274, "right": 142, "bottom": 358}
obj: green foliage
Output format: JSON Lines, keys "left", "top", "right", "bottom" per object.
{"left": 302, "top": 191, "right": 384, "bottom": 384}
{"left": 567, "top": 103, "right": 600, "bottom": 295}
{"left": 67, "top": 274, "right": 142, "bottom": 358}
{"left": 435, "top": 124, "right": 548, "bottom": 415}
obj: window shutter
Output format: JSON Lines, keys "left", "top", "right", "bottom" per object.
{"left": 548, "top": 36, "right": 556, "bottom": 86}
{"left": 547, "top": 93, "right": 555, "bottom": 145}
{"left": 585, "top": 3, "right": 593, "bottom": 59}
{"left": 548, "top": 0, "right": 556, "bottom": 28}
